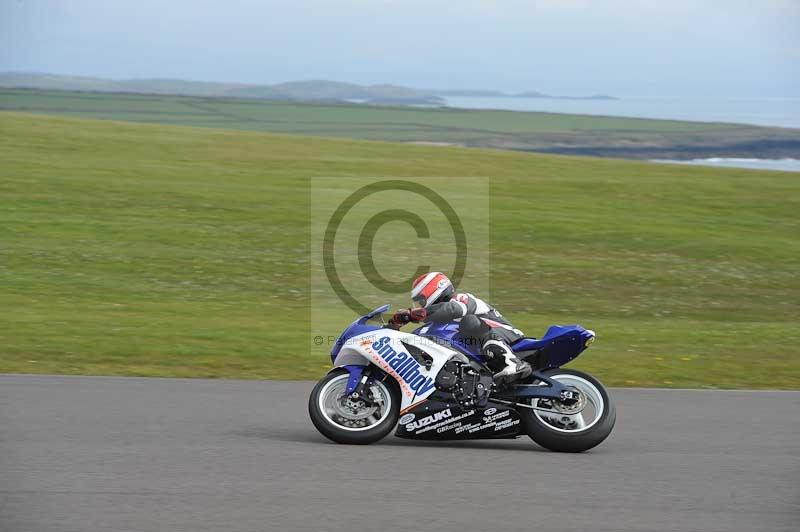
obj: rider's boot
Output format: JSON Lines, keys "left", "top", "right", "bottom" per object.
{"left": 483, "top": 340, "right": 532, "bottom": 383}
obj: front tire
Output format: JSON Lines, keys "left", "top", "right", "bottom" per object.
{"left": 520, "top": 368, "right": 615, "bottom": 452}
{"left": 309, "top": 369, "right": 400, "bottom": 445}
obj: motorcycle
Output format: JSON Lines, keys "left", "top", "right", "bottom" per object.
{"left": 309, "top": 304, "right": 615, "bottom": 452}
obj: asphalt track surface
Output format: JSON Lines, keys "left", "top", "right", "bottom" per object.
{"left": 1, "top": 375, "right": 798, "bottom": 532}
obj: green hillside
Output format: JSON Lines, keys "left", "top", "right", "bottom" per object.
{"left": 1, "top": 112, "right": 798, "bottom": 388}
{"left": 3, "top": 88, "right": 799, "bottom": 159}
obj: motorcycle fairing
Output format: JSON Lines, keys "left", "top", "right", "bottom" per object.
{"left": 395, "top": 397, "right": 521, "bottom": 440}
{"left": 333, "top": 327, "right": 466, "bottom": 411}
{"left": 511, "top": 325, "right": 595, "bottom": 368}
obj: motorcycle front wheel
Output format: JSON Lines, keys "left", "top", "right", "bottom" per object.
{"left": 519, "top": 368, "right": 615, "bottom": 452}
{"left": 308, "top": 369, "right": 400, "bottom": 444}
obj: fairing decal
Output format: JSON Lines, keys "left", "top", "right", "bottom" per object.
{"left": 334, "top": 328, "right": 459, "bottom": 411}
{"left": 395, "top": 399, "right": 522, "bottom": 440}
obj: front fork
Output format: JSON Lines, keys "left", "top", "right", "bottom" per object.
{"left": 340, "top": 364, "right": 376, "bottom": 404}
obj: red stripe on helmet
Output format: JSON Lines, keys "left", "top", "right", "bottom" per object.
{"left": 411, "top": 272, "right": 452, "bottom": 307}
{"left": 412, "top": 272, "right": 438, "bottom": 294}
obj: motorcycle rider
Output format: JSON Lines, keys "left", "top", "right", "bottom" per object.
{"left": 389, "top": 271, "right": 532, "bottom": 383}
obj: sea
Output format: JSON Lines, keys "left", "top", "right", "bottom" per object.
{"left": 443, "top": 96, "right": 800, "bottom": 172}
{"left": 652, "top": 158, "right": 800, "bottom": 172}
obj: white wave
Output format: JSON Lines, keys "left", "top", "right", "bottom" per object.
{"left": 652, "top": 158, "right": 800, "bottom": 172}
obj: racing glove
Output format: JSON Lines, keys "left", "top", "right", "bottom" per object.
{"left": 408, "top": 307, "right": 428, "bottom": 322}
{"left": 388, "top": 308, "right": 428, "bottom": 329}
{"left": 388, "top": 309, "right": 411, "bottom": 329}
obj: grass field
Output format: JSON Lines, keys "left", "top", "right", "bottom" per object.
{"left": 1, "top": 111, "right": 798, "bottom": 388}
{"left": 3, "top": 88, "right": 799, "bottom": 158}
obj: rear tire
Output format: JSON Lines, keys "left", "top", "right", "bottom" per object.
{"left": 520, "top": 368, "right": 615, "bottom": 452}
{"left": 309, "top": 369, "right": 400, "bottom": 445}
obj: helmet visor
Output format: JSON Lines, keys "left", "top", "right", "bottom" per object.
{"left": 412, "top": 294, "right": 426, "bottom": 306}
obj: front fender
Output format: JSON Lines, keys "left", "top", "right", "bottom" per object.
{"left": 333, "top": 364, "right": 369, "bottom": 395}
{"left": 332, "top": 339, "right": 380, "bottom": 395}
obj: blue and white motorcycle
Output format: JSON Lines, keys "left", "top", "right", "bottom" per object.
{"left": 309, "top": 304, "right": 615, "bottom": 452}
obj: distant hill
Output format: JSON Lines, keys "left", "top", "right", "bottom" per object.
{"left": 0, "top": 72, "right": 244, "bottom": 96}
{"left": 0, "top": 73, "right": 444, "bottom": 105}
{"left": 0, "top": 72, "right": 616, "bottom": 104}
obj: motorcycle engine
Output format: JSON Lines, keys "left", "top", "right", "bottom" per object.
{"left": 434, "top": 360, "right": 460, "bottom": 389}
{"left": 435, "top": 360, "right": 493, "bottom": 407}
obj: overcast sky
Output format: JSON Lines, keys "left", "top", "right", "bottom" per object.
{"left": 2, "top": 0, "right": 798, "bottom": 97}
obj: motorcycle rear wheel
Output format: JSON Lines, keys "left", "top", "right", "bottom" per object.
{"left": 519, "top": 368, "right": 615, "bottom": 452}
{"left": 309, "top": 369, "right": 400, "bottom": 444}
